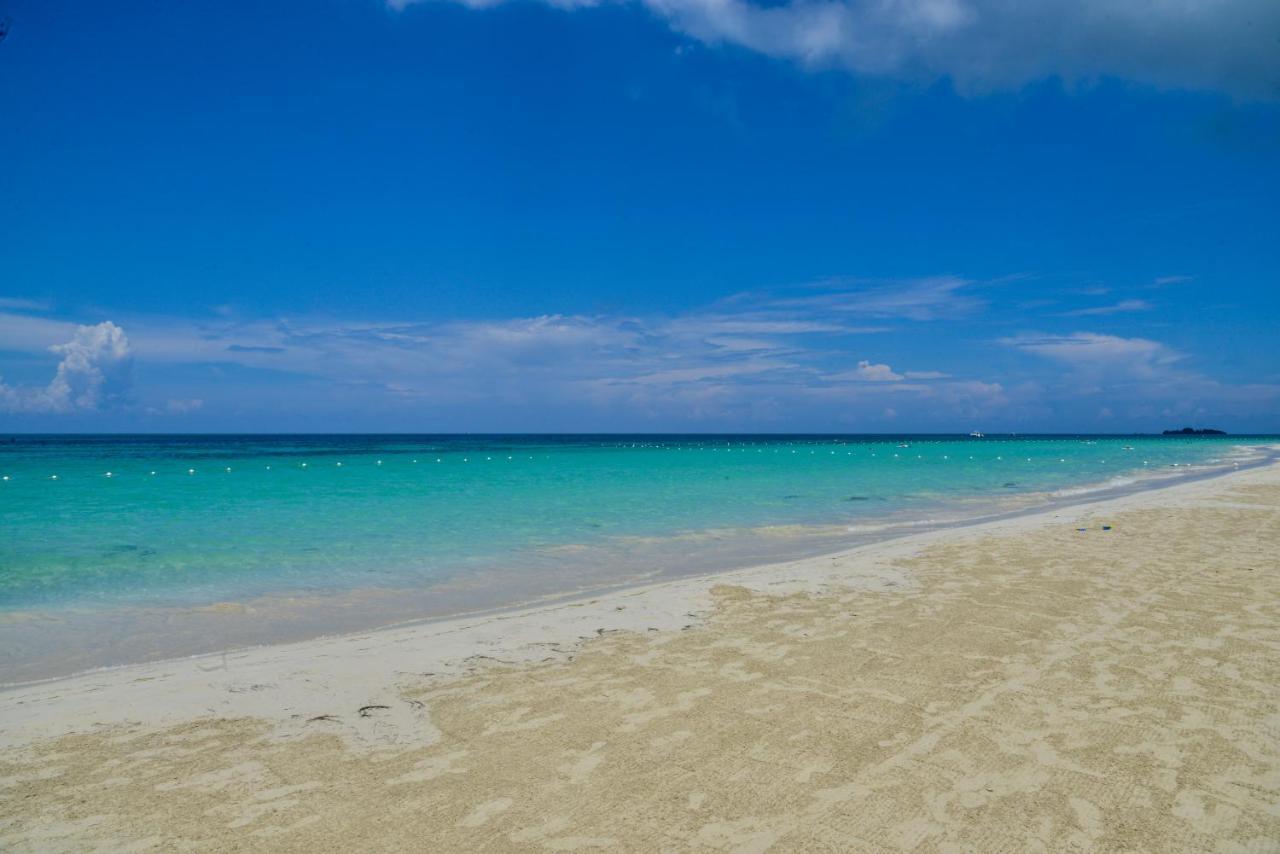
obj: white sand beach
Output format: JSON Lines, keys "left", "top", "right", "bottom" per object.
{"left": 2, "top": 459, "right": 1278, "bottom": 851}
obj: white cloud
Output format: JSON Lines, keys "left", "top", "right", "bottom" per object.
{"left": 0, "top": 321, "right": 134, "bottom": 414}
{"left": 4, "top": 277, "right": 1267, "bottom": 429}
{"left": 625, "top": 360, "right": 791, "bottom": 386}
{"left": 165, "top": 398, "right": 204, "bottom": 414}
{"left": 0, "top": 297, "right": 51, "bottom": 312}
{"left": 396, "top": 0, "right": 1280, "bottom": 99}
{"left": 664, "top": 317, "right": 854, "bottom": 335}
{"left": 1058, "top": 299, "right": 1153, "bottom": 317}
{"left": 830, "top": 359, "right": 904, "bottom": 382}
{"left": 0, "top": 275, "right": 1018, "bottom": 427}
{"left": 0, "top": 280, "right": 968, "bottom": 424}
{"left": 999, "top": 331, "right": 1181, "bottom": 379}
{"left": 1000, "top": 330, "right": 1280, "bottom": 424}
{"left": 0, "top": 312, "right": 78, "bottom": 351}
{"left": 765, "top": 275, "right": 979, "bottom": 321}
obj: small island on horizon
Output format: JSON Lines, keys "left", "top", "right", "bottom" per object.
{"left": 1163, "top": 427, "right": 1227, "bottom": 435}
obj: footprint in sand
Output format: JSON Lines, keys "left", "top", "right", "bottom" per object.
{"left": 458, "top": 797, "right": 513, "bottom": 827}
{"left": 558, "top": 741, "right": 606, "bottom": 784}
{"left": 389, "top": 749, "right": 469, "bottom": 785}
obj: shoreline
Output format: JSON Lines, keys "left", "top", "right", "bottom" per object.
{"left": 2, "top": 448, "right": 1278, "bottom": 850}
{"left": 1, "top": 448, "right": 1276, "bottom": 752}
{"left": 1, "top": 443, "right": 1270, "bottom": 688}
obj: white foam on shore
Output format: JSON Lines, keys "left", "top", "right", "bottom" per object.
{"left": 1050, "top": 475, "right": 1140, "bottom": 498}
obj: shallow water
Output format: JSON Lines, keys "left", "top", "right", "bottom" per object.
{"left": 0, "top": 434, "right": 1270, "bottom": 681}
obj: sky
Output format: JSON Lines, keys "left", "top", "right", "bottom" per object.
{"left": 1, "top": 0, "right": 1278, "bottom": 433}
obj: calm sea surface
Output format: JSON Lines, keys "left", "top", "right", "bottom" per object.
{"left": 0, "top": 434, "right": 1271, "bottom": 681}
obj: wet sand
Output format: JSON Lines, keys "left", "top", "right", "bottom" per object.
{"left": 2, "top": 461, "right": 1278, "bottom": 851}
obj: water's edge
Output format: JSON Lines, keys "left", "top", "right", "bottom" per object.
{"left": 4, "top": 443, "right": 1273, "bottom": 688}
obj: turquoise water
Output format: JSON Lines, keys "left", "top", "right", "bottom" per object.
{"left": 0, "top": 434, "right": 1263, "bottom": 610}
{"left": 0, "top": 434, "right": 1269, "bottom": 681}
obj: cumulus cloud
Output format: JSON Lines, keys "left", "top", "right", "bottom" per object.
{"left": 396, "top": 0, "right": 1280, "bottom": 99}
{"left": 0, "top": 321, "right": 134, "bottom": 414}
{"left": 832, "top": 359, "right": 904, "bottom": 381}
{"left": 0, "top": 277, "right": 969, "bottom": 425}
{"left": 7, "top": 277, "right": 1267, "bottom": 429}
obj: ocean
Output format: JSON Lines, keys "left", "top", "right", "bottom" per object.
{"left": 0, "top": 434, "right": 1271, "bottom": 682}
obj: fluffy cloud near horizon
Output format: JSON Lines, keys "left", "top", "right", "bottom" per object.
{"left": 0, "top": 321, "right": 134, "bottom": 414}
{"left": 831, "top": 360, "right": 903, "bottom": 382}
{"left": 2, "top": 282, "right": 1275, "bottom": 429}
{"left": 393, "top": 0, "right": 1280, "bottom": 99}
{"left": 0, "top": 280, "right": 992, "bottom": 426}
{"left": 998, "top": 331, "right": 1280, "bottom": 422}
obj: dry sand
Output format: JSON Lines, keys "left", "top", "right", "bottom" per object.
{"left": 1, "top": 461, "right": 1278, "bottom": 851}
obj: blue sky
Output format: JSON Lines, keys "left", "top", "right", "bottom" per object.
{"left": 1, "top": 0, "right": 1278, "bottom": 432}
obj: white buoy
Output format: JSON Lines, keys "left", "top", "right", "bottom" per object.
{"left": 150, "top": 471, "right": 156, "bottom": 476}
{"left": 225, "top": 466, "right": 232, "bottom": 472}
{"left": 412, "top": 459, "right": 418, "bottom": 464}
{"left": 51, "top": 475, "right": 59, "bottom": 480}
{"left": 2, "top": 476, "right": 9, "bottom": 481}
{"left": 188, "top": 468, "right": 195, "bottom": 474}
{"left": 377, "top": 460, "right": 383, "bottom": 465}
{"left": 266, "top": 465, "right": 271, "bottom": 470}
{"left": 105, "top": 472, "right": 113, "bottom": 478}
{"left": 337, "top": 462, "right": 343, "bottom": 467}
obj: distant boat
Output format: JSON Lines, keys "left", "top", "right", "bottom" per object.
{"left": 968, "top": 431, "right": 985, "bottom": 438}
